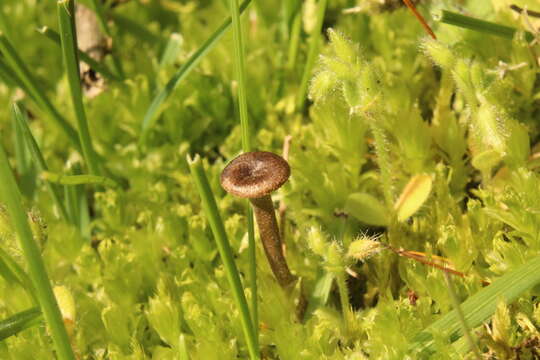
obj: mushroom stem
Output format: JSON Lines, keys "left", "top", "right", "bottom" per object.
{"left": 250, "top": 195, "right": 296, "bottom": 289}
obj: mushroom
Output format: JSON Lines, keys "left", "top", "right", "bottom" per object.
{"left": 221, "top": 151, "right": 297, "bottom": 289}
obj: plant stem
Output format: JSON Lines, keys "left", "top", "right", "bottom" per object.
{"left": 335, "top": 271, "right": 352, "bottom": 333}
{"left": 0, "top": 142, "right": 76, "bottom": 360}
{"left": 443, "top": 273, "right": 482, "bottom": 359}
{"left": 57, "top": 0, "right": 101, "bottom": 176}
{"left": 228, "top": 0, "right": 259, "bottom": 337}
{"left": 0, "top": 307, "right": 42, "bottom": 341}
{"left": 434, "top": 10, "right": 534, "bottom": 42}
{"left": 369, "top": 121, "right": 394, "bottom": 208}
{"left": 187, "top": 155, "right": 260, "bottom": 360}
{"left": 297, "top": 0, "right": 327, "bottom": 111}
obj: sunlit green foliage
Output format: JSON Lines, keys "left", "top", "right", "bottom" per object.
{"left": 1, "top": 0, "right": 540, "bottom": 358}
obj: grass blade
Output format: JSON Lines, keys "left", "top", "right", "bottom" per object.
{"left": 0, "top": 141, "right": 75, "bottom": 360}
{"left": 12, "top": 106, "right": 36, "bottom": 199}
{"left": 411, "top": 255, "right": 540, "bottom": 355}
{"left": 37, "top": 26, "right": 119, "bottom": 81}
{"left": 434, "top": 10, "right": 534, "bottom": 41}
{"left": 228, "top": 0, "right": 251, "bottom": 152}
{"left": 57, "top": 0, "right": 101, "bottom": 176}
{"left": 297, "top": 0, "right": 327, "bottom": 111}
{"left": 187, "top": 154, "right": 260, "bottom": 360}
{"left": 0, "top": 307, "right": 42, "bottom": 341}
{"left": 227, "top": 0, "right": 258, "bottom": 338}
{"left": 12, "top": 103, "right": 69, "bottom": 221}
{"left": 139, "top": 0, "right": 252, "bottom": 143}
{"left": 0, "top": 56, "right": 31, "bottom": 92}
{"left": 0, "top": 33, "right": 81, "bottom": 152}
{"left": 41, "top": 171, "right": 118, "bottom": 187}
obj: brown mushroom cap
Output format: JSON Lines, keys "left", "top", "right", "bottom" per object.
{"left": 220, "top": 151, "right": 290, "bottom": 198}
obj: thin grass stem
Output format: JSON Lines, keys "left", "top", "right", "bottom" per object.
{"left": 57, "top": 0, "right": 101, "bottom": 176}
{"left": 412, "top": 255, "right": 540, "bottom": 354}
{"left": 227, "top": 0, "right": 258, "bottom": 338}
{"left": 297, "top": 0, "right": 327, "bottom": 111}
{"left": 0, "top": 33, "right": 81, "bottom": 152}
{"left": 139, "top": 0, "right": 252, "bottom": 144}
{"left": 187, "top": 155, "right": 260, "bottom": 360}
{"left": 0, "top": 142, "right": 76, "bottom": 360}
{"left": 443, "top": 273, "right": 482, "bottom": 359}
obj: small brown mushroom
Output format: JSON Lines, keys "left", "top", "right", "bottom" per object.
{"left": 221, "top": 151, "right": 297, "bottom": 289}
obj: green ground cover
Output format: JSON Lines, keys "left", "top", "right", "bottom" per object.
{"left": 1, "top": 0, "right": 540, "bottom": 358}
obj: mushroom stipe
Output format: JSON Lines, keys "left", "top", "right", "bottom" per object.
{"left": 221, "top": 151, "right": 297, "bottom": 289}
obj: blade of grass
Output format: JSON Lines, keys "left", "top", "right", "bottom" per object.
{"left": 159, "top": 33, "right": 183, "bottom": 70}
{"left": 0, "top": 33, "right": 81, "bottom": 152}
{"left": 229, "top": 0, "right": 250, "bottom": 152}
{"left": 297, "top": 0, "right": 327, "bottom": 111}
{"left": 41, "top": 171, "right": 118, "bottom": 187}
{"left": 37, "top": 26, "right": 119, "bottom": 81}
{"left": 434, "top": 10, "right": 535, "bottom": 42}
{"left": 411, "top": 255, "right": 540, "bottom": 355}
{"left": 0, "top": 142, "right": 76, "bottom": 360}
{"left": 87, "top": 0, "right": 124, "bottom": 78}
{"left": 12, "top": 106, "right": 36, "bottom": 199}
{"left": 286, "top": 9, "right": 302, "bottom": 71}
{"left": 443, "top": 273, "right": 482, "bottom": 359}
{"left": 139, "top": 0, "right": 252, "bottom": 143}
{"left": 187, "top": 154, "right": 260, "bottom": 360}
{"left": 227, "top": 0, "right": 258, "bottom": 337}
{"left": 0, "top": 56, "right": 31, "bottom": 92}
{"left": 0, "top": 307, "right": 42, "bottom": 341}
{"left": 0, "top": 247, "right": 36, "bottom": 303}
{"left": 57, "top": 0, "right": 101, "bottom": 176}
{"left": 12, "top": 103, "right": 69, "bottom": 221}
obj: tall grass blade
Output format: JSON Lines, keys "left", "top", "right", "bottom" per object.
{"left": 297, "top": 0, "right": 328, "bottom": 111}
{"left": 37, "top": 26, "right": 119, "bottom": 81}
{"left": 227, "top": 0, "right": 258, "bottom": 337}
{"left": 0, "top": 142, "right": 76, "bottom": 360}
{"left": 0, "top": 56, "right": 30, "bottom": 92}
{"left": 41, "top": 171, "right": 118, "bottom": 187}
{"left": 0, "top": 33, "right": 81, "bottom": 151}
{"left": 12, "top": 103, "right": 69, "bottom": 221}
{"left": 434, "top": 10, "right": 534, "bottom": 41}
{"left": 412, "top": 255, "right": 540, "bottom": 355}
{"left": 0, "top": 308, "right": 42, "bottom": 341}
{"left": 139, "top": 0, "right": 252, "bottom": 143}
{"left": 57, "top": 0, "right": 101, "bottom": 176}
{"left": 12, "top": 106, "right": 36, "bottom": 199}
{"left": 187, "top": 154, "right": 260, "bottom": 360}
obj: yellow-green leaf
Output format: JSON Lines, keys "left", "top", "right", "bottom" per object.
{"left": 394, "top": 174, "right": 433, "bottom": 222}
